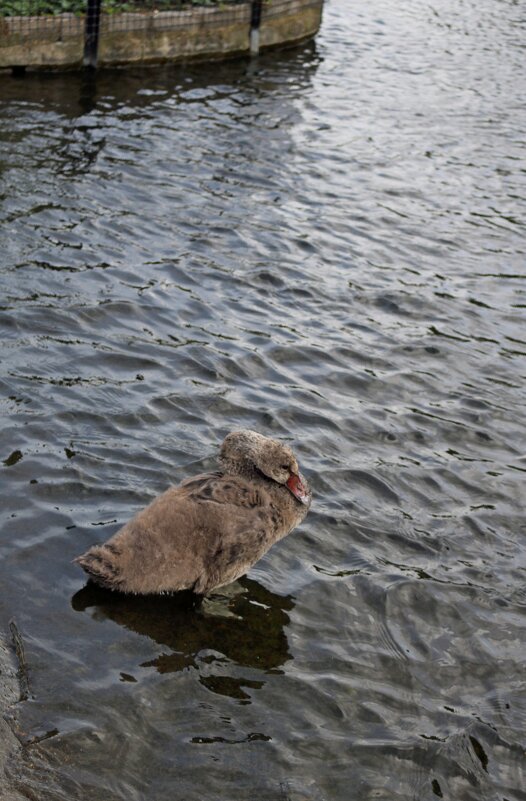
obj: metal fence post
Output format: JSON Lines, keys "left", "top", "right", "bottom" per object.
{"left": 84, "top": 0, "right": 102, "bottom": 69}
{"left": 250, "top": 0, "right": 263, "bottom": 56}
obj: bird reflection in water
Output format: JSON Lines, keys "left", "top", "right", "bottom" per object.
{"left": 71, "top": 577, "right": 294, "bottom": 701}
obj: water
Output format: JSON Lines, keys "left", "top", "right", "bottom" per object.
{"left": 1, "top": 0, "right": 525, "bottom": 798}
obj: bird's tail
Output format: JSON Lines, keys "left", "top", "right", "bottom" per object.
{"left": 74, "top": 543, "right": 125, "bottom": 591}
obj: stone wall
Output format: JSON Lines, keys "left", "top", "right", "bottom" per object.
{"left": 0, "top": 0, "right": 323, "bottom": 71}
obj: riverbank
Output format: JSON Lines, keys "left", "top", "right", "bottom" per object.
{"left": 0, "top": 634, "right": 24, "bottom": 801}
{"left": 0, "top": 0, "right": 323, "bottom": 71}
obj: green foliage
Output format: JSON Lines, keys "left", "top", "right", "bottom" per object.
{"left": 0, "top": 0, "right": 240, "bottom": 16}
{"left": 1, "top": 0, "right": 84, "bottom": 13}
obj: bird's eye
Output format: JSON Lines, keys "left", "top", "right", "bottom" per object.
{"left": 281, "top": 465, "right": 290, "bottom": 472}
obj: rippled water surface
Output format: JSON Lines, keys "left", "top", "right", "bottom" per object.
{"left": 1, "top": 0, "right": 525, "bottom": 798}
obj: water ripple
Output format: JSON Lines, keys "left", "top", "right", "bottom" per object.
{"left": 1, "top": 0, "right": 525, "bottom": 799}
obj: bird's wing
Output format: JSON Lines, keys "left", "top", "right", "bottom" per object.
{"left": 75, "top": 472, "right": 278, "bottom": 595}
{"left": 179, "top": 471, "right": 269, "bottom": 509}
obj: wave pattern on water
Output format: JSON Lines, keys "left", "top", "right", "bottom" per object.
{"left": 0, "top": 0, "right": 525, "bottom": 799}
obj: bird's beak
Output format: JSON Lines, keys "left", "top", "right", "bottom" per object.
{"left": 286, "top": 473, "right": 310, "bottom": 505}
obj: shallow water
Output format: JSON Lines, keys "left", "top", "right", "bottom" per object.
{"left": 1, "top": 0, "right": 525, "bottom": 798}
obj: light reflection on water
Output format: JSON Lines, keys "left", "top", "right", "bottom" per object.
{"left": 1, "top": 0, "right": 525, "bottom": 798}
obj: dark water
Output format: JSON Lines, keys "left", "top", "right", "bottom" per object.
{"left": 1, "top": 0, "right": 525, "bottom": 798}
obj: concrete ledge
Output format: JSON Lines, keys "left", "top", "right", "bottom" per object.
{"left": 0, "top": 0, "right": 324, "bottom": 70}
{"left": 260, "top": 0, "right": 322, "bottom": 50}
{"left": 98, "top": 6, "right": 252, "bottom": 67}
{"left": 0, "top": 13, "right": 84, "bottom": 69}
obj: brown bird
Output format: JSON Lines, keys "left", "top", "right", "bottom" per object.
{"left": 75, "top": 430, "right": 311, "bottom": 595}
